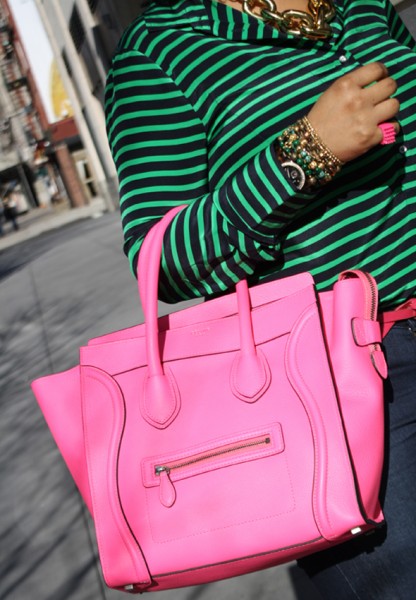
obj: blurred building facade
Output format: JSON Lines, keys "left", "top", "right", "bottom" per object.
{"left": 32, "top": 0, "right": 143, "bottom": 212}
{"left": 0, "top": 4, "right": 38, "bottom": 213}
{"left": 0, "top": 0, "right": 90, "bottom": 213}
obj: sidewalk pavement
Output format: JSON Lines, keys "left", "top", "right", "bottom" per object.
{"left": 0, "top": 212, "right": 323, "bottom": 600}
{"left": 0, "top": 197, "right": 107, "bottom": 252}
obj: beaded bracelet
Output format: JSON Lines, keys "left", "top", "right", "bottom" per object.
{"left": 276, "top": 116, "right": 344, "bottom": 191}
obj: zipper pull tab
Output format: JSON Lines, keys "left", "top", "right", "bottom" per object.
{"left": 155, "top": 467, "right": 176, "bottom": 508}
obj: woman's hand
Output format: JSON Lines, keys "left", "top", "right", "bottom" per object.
{"left": 307, "top": 62, "right": 400, "bottom": 163}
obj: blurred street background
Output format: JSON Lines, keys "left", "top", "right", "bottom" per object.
{"left": 0, "top": 1, "right": 415, "bottom": 599}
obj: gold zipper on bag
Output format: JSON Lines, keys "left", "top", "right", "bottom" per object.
{"left": 155, "top": 435, "right": 271, "bottom": 476}
{"left": 153, "top": 434, "right": 272, "bottom": 508}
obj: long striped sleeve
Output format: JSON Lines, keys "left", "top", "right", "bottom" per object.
{"left": 105, "top": 50, "right": 310, "bottom": 302}
{"left": 385, "top": 0, "right": 416, "bottom": 51}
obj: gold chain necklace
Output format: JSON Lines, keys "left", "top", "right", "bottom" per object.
{"left": 229, "top": 0, "right": 336, "bottom": 39}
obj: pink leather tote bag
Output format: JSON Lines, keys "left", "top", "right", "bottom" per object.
{"left": 32, "top": 205, "right": 387, "bottom": 593}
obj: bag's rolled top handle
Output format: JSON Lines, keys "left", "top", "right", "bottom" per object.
{"left": 137, "top": 206, "right": 184, "bottom": 429}
{"left": 137, "top": 205, "right": 271, "bottom": 429}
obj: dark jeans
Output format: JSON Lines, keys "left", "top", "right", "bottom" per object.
{"left": 298, "top": 319, "right": 416, "bottom": 600}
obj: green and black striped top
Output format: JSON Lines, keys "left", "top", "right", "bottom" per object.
{"left": 105, "top": 0, "right": 416, "bottom": 308}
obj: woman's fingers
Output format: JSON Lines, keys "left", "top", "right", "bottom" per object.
{"left": 346, "top": 61, "right": 389, "bottom": 88}
{"left": 374, "top": 97, "right": 401, "bottom": 125}
{"left": 363, "top": 75, "right": 398, "bottom": 105}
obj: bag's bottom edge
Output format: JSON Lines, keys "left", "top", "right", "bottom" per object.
{"left": 116, "top": 535, "right": 327, "bottom": 593}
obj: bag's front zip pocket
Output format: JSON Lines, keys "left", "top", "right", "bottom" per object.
{"left": 142, "top": 424, "right": 284, "bottom": 507}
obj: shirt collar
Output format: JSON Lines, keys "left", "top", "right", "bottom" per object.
{"left": 143, "top": 0, "right": 343, "bottom": 46}
{"left": 143, "top": 0, "right": 210, "bottom": 33}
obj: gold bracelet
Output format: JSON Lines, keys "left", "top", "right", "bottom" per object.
{"left": 277, "top": 116, "right": 344, "bottom": 191}
{"left": 301, "top": 116, "right": 343, "bottom": 170}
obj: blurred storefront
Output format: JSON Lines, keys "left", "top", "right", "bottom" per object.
{"left": 0, "top": 0, "right": 94, "bottom": 212}
{"left": 31, "top": 0, "right": 143, "bottom": 213}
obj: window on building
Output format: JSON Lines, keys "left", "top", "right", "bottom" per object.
{"left": 87, "top": 0, "right": 100, "bottom": 15}
{"left": 69, "top": 6, "right": 86, "bottom": 53}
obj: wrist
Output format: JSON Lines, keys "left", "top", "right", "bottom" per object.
{"left": 276, "top": 116, "right": 344, "bottom": 191}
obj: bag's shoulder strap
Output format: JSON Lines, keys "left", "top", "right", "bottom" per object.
{"left": 379, "top": 299, "right": 416, "bottom": 338}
